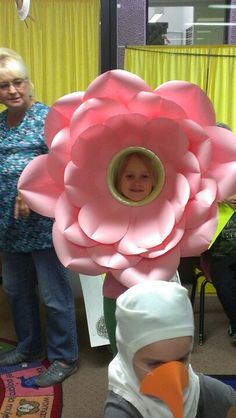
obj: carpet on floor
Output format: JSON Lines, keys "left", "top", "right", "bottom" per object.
{"left": 0, "top": 338, "right": 62, "bottom": 418}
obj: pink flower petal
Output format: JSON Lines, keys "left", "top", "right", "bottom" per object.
{"left": 47, "top": 127, "right": 72, "bottom": 186}
{"left": 71, "top": 124, "right": 119, "bottom": 169}
{"left": 144, "top": 118, "right": 189, "bottom": 161}
{"left": 169, "top": 153, "right": 201, "bottom": 198}
{"left": 105, "top": 113, "right": 147, "bottom": 148}
{"left": 112, "top": 247, "right": 181, "bottom": 287}
{"left": 64, "top": 162, "right": 106, "bottom": 207}
{"left": 84, "top": 69, "right": 152, "bottom": 103}
{"left": 156, "top": 80, "right": 216, "bottom": 126}
{"left": 160, "top": 170, "right": 190, "bottom": 223}
{"left": 185, "top": 178, "right": 217, "bottom": 229}
{"left": 117, "top": 199, "right": 175, "bottom": 252}
{"left": 206, "top": 126, "right": 236, "bottom": 162}
{"left": 78, "top": 196, "right": 130, "bottom": 244}
{"left": 129, "top": 91, "right": 186, "bottom": 120}
{"left": 114, "top": 237, "right": 146, "bottom": 256}
{"left": 53, "top": 223, "right": 107, "bottom": 274}
{"left": 55, "top": 193, "right": 96, "bottom": 247}
{"left": 45, "top": 92, "right": 84, "bottom": 147}
{"left": 193, "top": 140, "right": 212, "bottom": 173}
{"left": 143, "top": 218, "right": 185, "bottom": 258}
{"left": 18, "top": 155, "right": 62, "bottom": 218}
{"left": 171, "top": 174, "right": 191, "bottom": 209}
{"left": 181, "top": 120, "right": 211, "bottom": 171}
{"left": 70, "top": 98, "right": 127, "bottom": 141}
{"left": 209, "top": 163, "right": 236, "bottom": 201}
{"left": 180, "top": 205, "right": 218, "bottom": 256}
{"left": 87, "top": 244, "right": 140, "bottom": 269}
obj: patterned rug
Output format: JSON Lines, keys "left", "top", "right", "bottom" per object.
{"left": 0, "top": 338, "right": 62, "bottom": 417}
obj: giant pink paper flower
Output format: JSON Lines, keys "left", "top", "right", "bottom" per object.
{"left": 18, "top": 70, "right": 236, "bottom": 287}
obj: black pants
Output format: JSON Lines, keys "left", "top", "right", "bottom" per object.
{"left": 210, "top": 254, "right": 236, "bottom": 333}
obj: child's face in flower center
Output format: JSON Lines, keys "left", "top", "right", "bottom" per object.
{"left": 118, "top": 155, "right": 154, "bottom": 202}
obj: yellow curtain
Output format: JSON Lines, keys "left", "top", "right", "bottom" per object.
{"left": 125, "top": 45, "right": 209, "bottom": 91}
{"left": 124, "top": 45, "right": 236, "bottom": 132}
{"left": 207, "top": 46, "right": 236, "bottom": 131}
{"left": 0, "top": 0, "right": 100, "bottom": 106}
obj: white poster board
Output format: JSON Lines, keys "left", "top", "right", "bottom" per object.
{"left": 79, "top": 274, "right": 109, "bottom": 347}
{"left": 79, "top": 271, "right": 180, "bottom": 347}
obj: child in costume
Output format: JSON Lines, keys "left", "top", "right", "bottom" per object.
{"left": 17, "top": 70, "right": 236, "bottom": 358}
{"left": 103, "top": 151, "right": 179, "bottom": 354}
{"left": 103, "top": 281, "right": 236, "bottom": 418}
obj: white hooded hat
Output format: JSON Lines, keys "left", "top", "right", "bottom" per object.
{"left": 116, "top": 280, "right": 194, "bottom": 365}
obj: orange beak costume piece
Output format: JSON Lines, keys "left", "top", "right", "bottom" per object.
{"left": 140, "top": 361, "right": 189, "bottom": 418}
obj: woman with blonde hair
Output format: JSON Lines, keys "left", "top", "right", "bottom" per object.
{"left": 0, "top": 48, "right": 79, "bottom": 387}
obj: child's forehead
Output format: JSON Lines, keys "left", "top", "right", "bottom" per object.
{"left": 124, "top": 154, "right": 151, "bottom": 168}
{"left": 127, "top": 154, "right": 145, "bottom": 162}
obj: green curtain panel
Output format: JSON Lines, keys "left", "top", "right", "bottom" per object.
{"left": 0, "top": 0, "right": 100, "bottom": 106}
{"left": 124, "top": 45, "right": 236, "bottom": 132}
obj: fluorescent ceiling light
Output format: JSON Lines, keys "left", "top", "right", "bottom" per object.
{"left": 209, "top": 4, "right": 236, "bottom": 8}
{"left": 197, "top": 17, "right": 224, "bottom": 21}
{"left": 186, "top": 22, "right": 236, "bottom": 26}
{"left": 149, "top": 13, "right": 163, "bottom": 23}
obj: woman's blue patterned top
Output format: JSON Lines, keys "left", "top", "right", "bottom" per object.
{"left": 0, "top": 102, "right": 53, "bottom": 252}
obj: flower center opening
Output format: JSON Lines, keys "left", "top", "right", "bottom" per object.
{"left": 107, "top": 147, "right": 165, "bottom": 206}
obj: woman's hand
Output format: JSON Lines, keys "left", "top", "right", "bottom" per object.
{"left": 14, "top": 195, "right": 30, "bottom": 219}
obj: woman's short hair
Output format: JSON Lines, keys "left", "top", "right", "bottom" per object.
{"left": 0, "top": 47, "right": 34, "bottom": 95}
